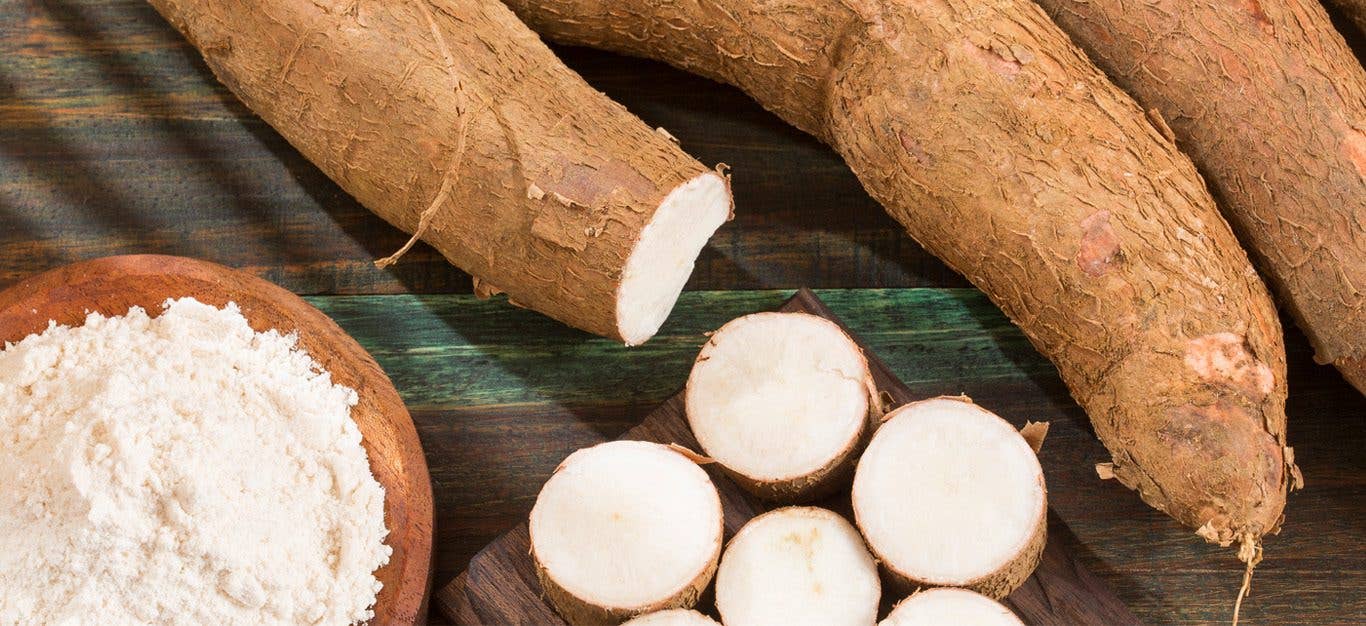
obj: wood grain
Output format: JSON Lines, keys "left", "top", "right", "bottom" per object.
{"left": 435, "top": 289, "right": 1139, "bottom": 626}
{"left": 0, "top": 255, "right": 434, "bottom": 625}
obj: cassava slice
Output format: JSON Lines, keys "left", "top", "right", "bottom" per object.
{"left": 881, "top": 588, "right": 1024, "bottom": 626}
{"left": 684, "top": 312, "right": 879, "bottom": 501}
{"left": 852, "top": 397, "right": 1046, "bottom": 599}
{"left": 622, "top": 609, "right": 721, "bottom": 626}
{"left": 501, "top": 0, "right": 1294, "bottom": 559}
{"left": 1033, "top": 0, "right": 1366, "bottom": 397}
{"left": 530, "top": 441, "right": 723, "bottom": 625}
{"left": 147, "top": 0, "right": 732, "bottom": 346}
{"left": 715, "top": 507, "right": 880, "bottom": 626}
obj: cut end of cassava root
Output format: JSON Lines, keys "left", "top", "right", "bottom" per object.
{"left": 530, "top": 441, "right": 723, "bottom": 625}
{"left": 880, "top": 588, "right": 1024, "bottom": 626}
{"left": 715, "top": 507, "right": 880, "bottom": 626}
{"left": 685, "top": 312, "right": 878, "bottom": 501}
{"left": 148, "top": 0, "right": 733, "bottom": 348}
{"left": 617, "top": 171, "right": 731, "bottom": 346}
{"left": 853, "top": 397, "right": 1046, "bottom": 599}
{"left": 622, "top": 609, "right": 721, "bottom": 626}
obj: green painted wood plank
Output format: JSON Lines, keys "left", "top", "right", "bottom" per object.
{"left": 305, "top": 288, "right": 1047, "bottom": 411}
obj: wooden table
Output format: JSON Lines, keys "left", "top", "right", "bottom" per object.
{"left": 2, "top": 1, "right": 1363, "bottom": 623}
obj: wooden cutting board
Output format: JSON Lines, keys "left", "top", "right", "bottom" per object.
{"left": 435, "top": 288, "right": 1137, "bottom": 625}
{"left": 0, "top": 255, "right": 434, "bottom": 625}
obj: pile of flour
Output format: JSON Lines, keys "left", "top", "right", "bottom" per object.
{"left": 0, "top": 298, "right": 390, "bottom": 625}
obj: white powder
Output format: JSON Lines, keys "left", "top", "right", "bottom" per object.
{"left": 0, "top": 298, "right": 391, "bottom": 626}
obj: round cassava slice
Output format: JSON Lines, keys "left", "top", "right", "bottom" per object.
{"left": 530, "top": 441, "right": 723, "bottom": 625}
{"left": 715, "top": 507, "right": 880, "bottom": 626}
{"left": 852, "top": 397, "right": 1047, "bottom": 599}
{"left": 685, "top": 312, "right": 879, "bottom": 501}
{"left": 622, "top": 609, "right": 722, "bottom": 626}
{"left": 881, "top": 588, "right": 1024, "bottom": 626}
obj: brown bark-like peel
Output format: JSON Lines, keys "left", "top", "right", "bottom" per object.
{"left": 502, "top": 0, "right": 1293, "bottom": 553}
{"left": 147, "top": 0, "right": 729, "bottom": 343}
{"left": 1033, "top": 0, "right": 1366, "bottom": 394}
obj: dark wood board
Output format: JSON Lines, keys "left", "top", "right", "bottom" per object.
{"left": 435, "top": 289, "right": 1138, "bottom": 626}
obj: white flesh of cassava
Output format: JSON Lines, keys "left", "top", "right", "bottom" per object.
{"left": 686, "top": 312, "right": 871, "bottom": 483}
{"left": 715, "top": 507, "right": 880, "bottom": 626}
{"left": 853, "top": 398, "right": 1045, "bottom": 585}
{"left": 530, "top": 441, "right": 722, "bottom": 611}
{"left": 881, "top": 588, "right": 1024, "bottom": 625}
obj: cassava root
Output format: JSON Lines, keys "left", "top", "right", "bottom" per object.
{"left": 880, "top": 588, "right": 1024, "bottom": 626}
{"left": 148, "top": 0, "right": 732, "bottom": 346}
{"left": 852, "top": 397, "right": 1046, "bottom": 599}
{"left": 1033, "top": 0, "right": 1366, "bottom": 395}
{"left": 685, "top": 312, "right": 879, "bottom": 501}
{"left": 622, "top": 609, "right": 721, "bottom": 626}
{"left": 530, "top": 441, "right": 722, "bottom": 625}
{"left": 714, "top": 507, "right": 880, "bottom": 626}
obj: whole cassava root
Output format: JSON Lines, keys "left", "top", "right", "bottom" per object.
{"left": 503, "top": 0, "right": 1297, "bottom": 556}
{"left": 147, "top": 0, "right": 732, "bottom": 345}
{"left": 1033, "top": 0, "right": 1366, "bottom": 397}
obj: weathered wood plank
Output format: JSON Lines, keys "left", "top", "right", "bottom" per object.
{"left": 305, "top": 289, "right": 1363, "bottom": 625}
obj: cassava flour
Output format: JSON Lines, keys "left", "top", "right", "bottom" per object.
{"left": 0, "top": 298, "right": 390, "bottom": 626}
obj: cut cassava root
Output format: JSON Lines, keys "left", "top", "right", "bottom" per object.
{"left": 853, "top": 397, "right": 1046, "bottom": 599}
{"left": 881, "top": 588, "right": 1024, "bottom": 626}
{"left": 530, "top": 441, "right": 723, "bottom": 625}
{"left": 622, "top": 609, "right": 721, "bottom": 626}
{"left": 685, "top": 312, "right": 879, "bottom": 501}
{"left": 148, "top": 0, "right": 731, "bottom": 346}
{"left": 715, "top": 507, "right": 880, "bottom": 626}
{"left": 503, "top": 0, "right": 1293, "bottom": 560}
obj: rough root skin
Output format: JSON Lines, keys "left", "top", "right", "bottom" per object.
{"left": 502, "top": 0, "right": 1291, "bottom": 550}
{"left": 1032, "top": 0, "right": 1366, "bottom": 390}
{"left": 148, "top": 0, "right": 723, "bottom": 343}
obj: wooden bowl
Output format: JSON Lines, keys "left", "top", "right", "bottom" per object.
{"left": 0, "top": 255, "right": 433, "bottom": 625}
